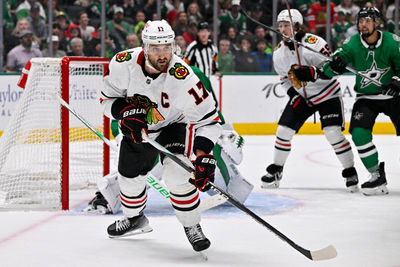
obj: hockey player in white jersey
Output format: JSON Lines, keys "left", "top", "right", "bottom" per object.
{"left": 100, "top": 20, "right": 222, "bottom": 252}
{"left": 260, "top": 9, "right": 359, "bottom": 192}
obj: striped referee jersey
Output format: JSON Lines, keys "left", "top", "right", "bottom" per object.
{"left": 184, "top": 39, "right": 219, "bottom": 78}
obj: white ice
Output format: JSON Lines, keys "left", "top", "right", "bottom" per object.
{"left": 0, "top": 135, "right": 399, "bottom": 267}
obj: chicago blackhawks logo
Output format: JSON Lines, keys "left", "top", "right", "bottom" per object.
{"left": 305, "top": 35, "right": 317, "bottom": 44}
{"left": 116, "top": 51, "right": 133, "bottom": 63}
{"left": 169, "top": 63, "right": 189, "bottom": 79}
{"left": 127, "top": 94, "right": 165, "bottom": 125}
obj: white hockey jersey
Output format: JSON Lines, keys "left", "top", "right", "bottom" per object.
{"left": 101, "top": 47, "right": 222, "bottom": 157}
{"left": 273, "top": 34, "right": 341, "bottom": 105}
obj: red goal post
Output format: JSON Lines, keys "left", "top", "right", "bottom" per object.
{"left": 0, "top": 57, "right": 110, "bottom": 210}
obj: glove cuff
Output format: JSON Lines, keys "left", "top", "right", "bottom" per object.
{"left": 193, "top": 136, "right": 214, "bottom": 155}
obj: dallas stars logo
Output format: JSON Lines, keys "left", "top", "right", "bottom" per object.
{"left": 359, "top": 61, "right": 389, "bottom": 88}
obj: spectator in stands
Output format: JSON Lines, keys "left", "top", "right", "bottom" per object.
{"left": 86, "top": 34, "right": 117, "bottom": 58}
{"left": 226, "top": 26, "right": 241, "bottom": 54}
{"left": 183, "top": 20, "right": 198, "bottom": 45}
{"left": 173, "top": 11, "right": 189, "bottom": 36}
{"left": 187, "top": 2, "right": 203, "bottom": 25}
{"left": 387, "top": 8, "right": 400, "bottom": 33}
{"left": 78, "top": 11, "right": 95, "bottom": 41}
{"left": 253, "top": 26, "right": 272, "bottom": 55}
{"left": 87, "top": 0, "right": 110, "bottom": 22}
{"left": 251, "top": 39, "right": 272, "bottom": 72}
{"left": 175, "top": 34, "right": 187, "bottom": 56}
{"left": 332, "top": 11, "right": 352, "bottom": 49}
{"left": 165, "top": 0, "right": 185, "bottom": 27}
{"left": 134, "top": 21, "right": 146, "bottom": 46}
{"left": 107, "top": 6, "right": 134, "bottom": 51}
{"left": 335, "top": 0, "right": 360, "bottom": 24}
{"left": 6, "top": 30, "right": 42, "bottom": 73}
{"left": 306, "top": 0, "right": 339, "bottom": 38}
{"left": 16, "top": 0, "right": 46, "bottom": 20}
{"left": 217, "top": 39, "right": 234, "bottom": 73}
{"left": 121, "top": 0, "right": 136, "bottom": 25}
{"left": 126, "top": 33, "right": 139, "bottom": 49}
{"left": 219, "top": 0, "right": 247, "bottom": 37}
{"left": 27, "top": 3, "right": 47, "bottom": 47}
{"left": 143, "top": 0, "right": 157, "bottom": 20}
{"left": 55, "top": 12, "right": 70, "bottom": 32}
{"left": 134, "top": 10, "right": 146, "bottom": 28}
{"left": 68, "top": 37, "right": 85, "bottom": 56}
{"left": 3, "top": 0, "right": 15, "bottom": 29}
{"left": 52, "top": 22, "right": 68, "bottom": 52}
{"left": 41, "top": 35, "right": 67, "bottom": 57}
{"left": 246, "top": 4, "right": 268, "bottom": 34}
{"left": 234, "top": 36, "right": 259, "bottom": 73}
{"left": 5, "top": 19, "right": 38, "bottom": 56}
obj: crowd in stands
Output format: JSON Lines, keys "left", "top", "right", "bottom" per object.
{"left": 2, "top": 0, "right": 399, "bottom": 73}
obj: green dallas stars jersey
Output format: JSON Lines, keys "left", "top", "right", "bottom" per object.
{"left": 323, "top": 31, "right": 400, "bottom": 96}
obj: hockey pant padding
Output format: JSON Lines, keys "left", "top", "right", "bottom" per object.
{"left": 351, "top": 127, "right": 379, "bottom": 172}
{"left": 162, "top": 154, "right": 201, "bottom": 227}
{"left": 273, "top": 125, "right": 296, "bottom": 166}
{"left": 323, "top": 126, "right": 354, "bottom": 169}
{"left": 118, "top": 173, "right": 148, "bottom": 218}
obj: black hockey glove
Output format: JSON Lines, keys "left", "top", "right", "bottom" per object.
{"left": 120, "top": 106, "right": 148, "bottom": 143}
{"left": 330, "top": 54, "right": 347, "bottom": 74}
{"left": 291, "top": 64, "right": 319, "bottom": 82}
{"left": 382, "top": 76, "right": 400, "bottom": 97}
{"left": 190, "top": 154, "right": 216, "bottom": 192}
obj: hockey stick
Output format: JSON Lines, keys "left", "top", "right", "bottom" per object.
{"left": 241, "top": 5, "right": 381, "bottom": 86}
{"left": 142, "top": 131, "right": 337, "bottom": 261}
{"left": 53, "top": 93, "right": 225, "bottom": 211}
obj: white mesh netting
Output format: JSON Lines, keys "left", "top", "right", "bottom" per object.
{"left": 0, "top": 57, "right": 108, "bottom": 210}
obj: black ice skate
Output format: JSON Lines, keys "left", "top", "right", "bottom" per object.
{"left": 342, "top": 167, "right": 359, "bottom": 193}
{"left": 361, "top": 162, "right": 388, "bottom": 196}
{"left": 261, "top": 164, "right": 283, "bottom": 188}
{"left": 184, "top": 224, "right": 211, "bottom": 252}
{"left": 107, "top": 213, "right": 153, "bottom": 238}
{"left": 84, "top": 191, "right": 111, "bottom": 214}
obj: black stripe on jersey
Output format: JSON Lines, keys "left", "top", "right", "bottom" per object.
{"left": 120, "top": 188, "right": 146, "bottom": 199}
{"left": 171, "top": 200, "right": 200, "bottom": 212}
{"left": 335, "top": 147, "right": 352, "bottom": 155}
{"left": 276, "top": 136, "right": 290, "bottom": 142}
{"left": 170, "top": 188, "right": 198, "bottom": 198}
{"left": 198, "top": 108, "right": 218, "bottom": 122}
{"left": 275, "top": 145, "right": 291, "bottom": 152}
{"left": 101, "top": 91, "right": 119, "bottom": 98}
{"left": 358, "top": 145, "right": 376, "bottom": 154}
{"left": 308, "top": 80, "right": 337, "bottom": 100}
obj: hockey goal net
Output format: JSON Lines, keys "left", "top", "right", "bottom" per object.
{"left": 0, "top": 57, "right": 110, "bottom": 210}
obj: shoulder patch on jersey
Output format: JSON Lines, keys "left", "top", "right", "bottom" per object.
{"left": 169, "top": 63, "right": 189, "bottom": 80}
{"left": 115, "top": 51, "right": 133, "bottom": 63}
{"left": 274, "top": 43, "right": 281, "bottom": 51}
{"left": 393, "top": 34, "right": 400, "bottom": 42}
{"left": 305, "top": 35, "right": 317, "bottom": 44}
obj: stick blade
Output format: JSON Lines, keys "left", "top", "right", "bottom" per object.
{"left": 310, "top": 245, "right": 337, "bottom": 261}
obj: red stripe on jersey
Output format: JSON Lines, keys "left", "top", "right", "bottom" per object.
{"left": 170, "top": 193, "right": 199, "bottom": 205}
{"left": 186, "top": 124, "right": 195, "bottom": 158}
{"left": 275, "top": 140, "right": 291, "bottom": 147}
{"left": 120, "top": 194, "right": 147, "bottom": 205}
{"left": 313, "top": 82, "right": 339, "bottom": 103}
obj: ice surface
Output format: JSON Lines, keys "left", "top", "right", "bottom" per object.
{"left": 0, "top": 135, "right": 399, "bottom": 266}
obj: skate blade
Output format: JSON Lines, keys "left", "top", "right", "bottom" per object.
{"left": 108, "top": 225, "right": 153, "bottom": 239}
{"left": 261, "top": 180, "right": 280, "bottom": 189}
{"left": 362, "top": 185, "right": 389, "bottom": 196}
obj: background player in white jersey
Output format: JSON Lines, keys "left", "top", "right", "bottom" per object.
{"left": 260, "top": 9, "right": 359, "bottom": 192}
{"left": 100, "top": 19, "right": 222, "bottom": 252}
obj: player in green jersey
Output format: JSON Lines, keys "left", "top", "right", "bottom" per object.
{"left": 292, "top": 7, "right": 400, "bottom": 196}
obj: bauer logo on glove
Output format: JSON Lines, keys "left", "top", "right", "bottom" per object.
{"left": 190, "top": 154, "right": 216, "bottom": 192}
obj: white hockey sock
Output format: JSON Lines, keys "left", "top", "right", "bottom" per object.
{"left": 323, "top": 126, "right": 354, "bottom": 169}
{"left": 118, "top": 174, "right": 147, "bottom": 218}
{"left": 273, "top": 125, "right": 295, "bottom": 166}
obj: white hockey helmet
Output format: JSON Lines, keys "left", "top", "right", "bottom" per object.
{"left": 277, "top": 9, "right": 303, "bottom": 25}
{"left": 142, "top": 20, "right": 175, "bottom": 45}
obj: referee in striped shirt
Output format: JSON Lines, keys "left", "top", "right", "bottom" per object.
{"left": 184, "top": 22, "right": 221, "bottom": 78}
